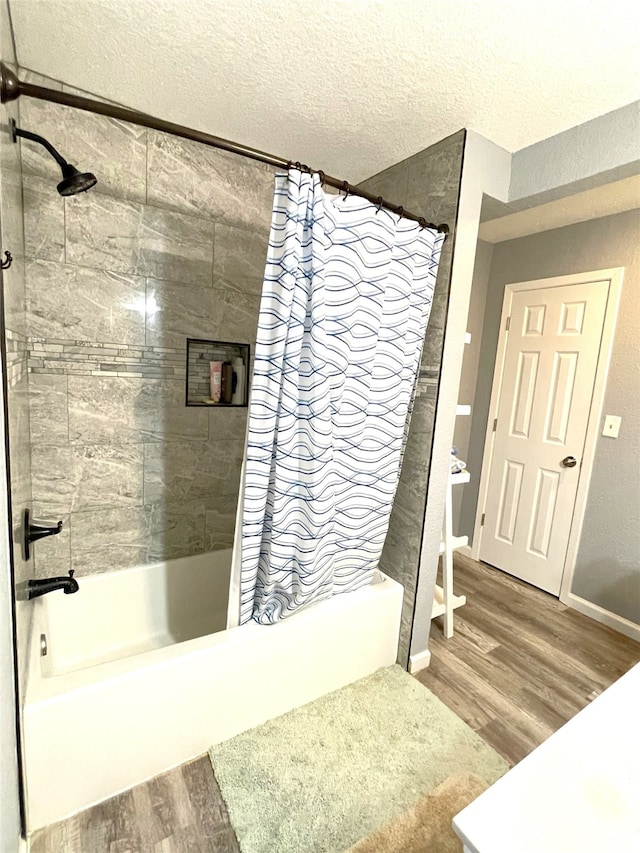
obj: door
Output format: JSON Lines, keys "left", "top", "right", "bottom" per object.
{"left": 479, "top": 276, "right": 611, "bottom": 595}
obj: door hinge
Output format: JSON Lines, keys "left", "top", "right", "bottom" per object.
{"left": 481, "top": 513, "right": 486, "bottom": 527}
{"left": 505, "top": 316, "right": 511, "bottom": 330}
{"left": 492, "top": 418, "right": 497, "bottom": 432}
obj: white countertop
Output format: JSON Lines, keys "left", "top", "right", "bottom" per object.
{"left": 453, "top": 662, "right": 640, "bottom": 853}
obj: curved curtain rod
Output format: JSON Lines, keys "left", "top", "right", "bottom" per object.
{"left": 0, "top": 62, "right": 448, "bottom": 236}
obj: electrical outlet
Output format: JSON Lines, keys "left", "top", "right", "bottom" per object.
{"left": 602, "top": 415, "right": 621, "bottom": 439}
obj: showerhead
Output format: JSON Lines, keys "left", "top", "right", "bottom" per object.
{"left": 11, "top": 120, "right": 97, "bottom": 196}
{"left": 57, "top": 163, "right": 98, "bottom": 196}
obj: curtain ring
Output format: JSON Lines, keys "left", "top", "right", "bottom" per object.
{"left": 317, "top": 170, "right": 326, "bottom": 186}
{"left": 294, "top": 161, "right": 302, "bottom": 170}
{"left": 396, "top": 206, "right": 404, "bottom": 221}
{"left": 342, "top": 181, "right": 350, "bottom": 199}
{"left": 418, "top": 217, "right": 427, "bottom": 229}
{"left": 375, "top": 196, "right": 383, "bottom": 214}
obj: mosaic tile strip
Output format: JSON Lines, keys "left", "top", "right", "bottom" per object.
{"left": 28, "top": 339, "right": 187, "bottom": 379}
{"left": 5, "top": 329, "right": 29, "bottom": 388}
{"left": 416, "top": 366, "right": 440, "bottom": 396}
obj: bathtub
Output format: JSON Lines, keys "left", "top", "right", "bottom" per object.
{"left": 23, "top": 550, "right": 403, "bottom": 831}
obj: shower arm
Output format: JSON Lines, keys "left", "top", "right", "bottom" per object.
{"left": 11, "top": 121, "right": 69, "bottom": 170}
{"left": 0, "top": 62, "right": 448, "bottom": 236}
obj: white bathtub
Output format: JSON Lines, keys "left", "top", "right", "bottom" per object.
{"left": 23, "top": 550, "right": 403, "bottom": 831}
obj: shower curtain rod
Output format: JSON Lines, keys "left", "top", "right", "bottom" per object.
{"left": 0, "top": 63, "right": 448, "bottom": 235}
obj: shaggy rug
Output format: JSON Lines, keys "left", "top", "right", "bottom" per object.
{"left": 346, "top": 772, "right": 488, "bottom": 853}
{"left": 209, "top": 665, "right": 506, "bottom": 853}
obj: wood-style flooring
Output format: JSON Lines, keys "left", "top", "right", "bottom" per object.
{"left": 418, "top": 553, "right": 640, "bottom": 766}
{"left": 29, "top": 755, "right": 240, "bottom": 853}
{"left": 30, "top": 554, "right": 640, "bottom": 851}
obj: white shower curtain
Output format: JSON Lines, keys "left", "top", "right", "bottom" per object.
{"left": 237, "top": 169, "right": 443, "bottom": 625}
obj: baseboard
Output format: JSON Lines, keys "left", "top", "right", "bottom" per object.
{"left": 408, "top": 648, "right": 432, "bottom": 674}
{"left": 457, "top": 545, "right": 473, "bottom": 558}
{"left": 19, "top": 835, "right": 28, "bottom": 853}
{"left": 565, "top": 593, "right": 640, "bottom": 642}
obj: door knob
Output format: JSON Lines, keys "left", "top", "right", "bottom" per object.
{"left": 562, "top": 456, "right": 577, "bottom": 468}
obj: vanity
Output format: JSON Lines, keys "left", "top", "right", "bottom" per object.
{"left": 453, "top": 662, "right": 640, "bottom": 853}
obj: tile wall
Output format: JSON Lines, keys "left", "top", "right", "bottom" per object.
{"left": 1, "top": 8, "right": 33, "bottom": 694}
{"left": 19, "top": 83, "right": 274, "bottom": 577}
{"left": 16, "top": 74, "right": 464, "bottom": 650}
{"left": 359, "top": 130, "right": 466, "bottom": 666}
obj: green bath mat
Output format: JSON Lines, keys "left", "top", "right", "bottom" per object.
{"left": 209, "top": 665, "right": 507, "bottom": 853}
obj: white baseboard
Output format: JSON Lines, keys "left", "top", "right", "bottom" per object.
{"left": 408, "top": 648, "right": 432, "bottom": 674}
{"left": 565, "top": 593, "right": 640, "bottom": 642}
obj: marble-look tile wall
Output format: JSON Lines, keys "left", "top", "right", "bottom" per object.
{"left": 359, "top": 130, "right": 466, "bottom": 666}
{"left": 20, "top": 86, "right": 274, "bottom": 577}
{"left": 1, "top": 14, "right": 34, "bottom": 696}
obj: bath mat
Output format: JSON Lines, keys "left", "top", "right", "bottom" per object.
{"left": 209, "top": 665, "right": 506, "bottom": 853}
{"left": 345, "top": 772, "right": 488, "bottom": 853}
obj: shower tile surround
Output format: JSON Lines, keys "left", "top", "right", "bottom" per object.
{"left": 0, "top": 38, "right": 35, "bottom": 702}
{"left": 359, "top": 130, "right": 466, "bottom": 667}
{"left": 16, "top": 73, "right": 465, "bottom": 640}
{"left": 18, "top": 84, "right": 271, "bottom": 577}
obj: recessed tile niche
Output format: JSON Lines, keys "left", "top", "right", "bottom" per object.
{"left": 185, "top": 338, "right": 250, "bottom": 407}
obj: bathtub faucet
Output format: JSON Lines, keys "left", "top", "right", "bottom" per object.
{"left": 27, "top": 570, "right": 79, "bottom": 599}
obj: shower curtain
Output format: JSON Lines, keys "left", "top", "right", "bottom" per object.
{"left": 238, "top": 169, "right": 444, "bottom": 625}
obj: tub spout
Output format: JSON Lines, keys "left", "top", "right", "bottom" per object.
{"left": 28, "top": 570, "right": 79, "bottom": 599}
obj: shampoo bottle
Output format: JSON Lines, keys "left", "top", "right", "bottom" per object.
{"left": 231, "top": 357, "right": 245, "bottom": 405}
{"left": 209, "top": 361, "right": 222, "bottom": 403}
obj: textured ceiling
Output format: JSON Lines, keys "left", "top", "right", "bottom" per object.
{"left": 9, "top": 0, "right": 640, "bottom": 183}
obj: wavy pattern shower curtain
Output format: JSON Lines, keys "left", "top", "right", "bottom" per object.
{"left": 239, "top": 169, "right": 443, "bottom": 625}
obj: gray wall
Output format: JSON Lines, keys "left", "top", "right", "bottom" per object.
{"left": 464, "top": 209, "right": 640, "bottom": 624}
{"left": 509, "top": 101, "right": 640, "bottom": 206}
{"left": 359, "top": 130, "right": 466, "bottom": 665}
{"left": 19, "top": 80, "right": 274, "bottom": 577}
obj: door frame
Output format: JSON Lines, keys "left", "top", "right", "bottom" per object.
{"left": 471, "top": 268, "right": 624, "bottom": 608}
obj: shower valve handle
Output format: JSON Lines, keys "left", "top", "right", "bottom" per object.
{"left": 23, "top": 508, "right": 63, "bottom": 561}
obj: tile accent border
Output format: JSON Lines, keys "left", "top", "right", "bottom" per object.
{"left": 28, "top": 339, "right": 187, "bottom": 379}
{"left": 5, "top": 329, "right": 29, "bottom": 388}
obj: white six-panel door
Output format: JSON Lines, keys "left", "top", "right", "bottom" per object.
{"left": 478, "top": 276, "right": 611, "bottom": 595}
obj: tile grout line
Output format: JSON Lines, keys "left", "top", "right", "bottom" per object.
{"left": 145, "top": 127, "right": 149, "bottom": 206}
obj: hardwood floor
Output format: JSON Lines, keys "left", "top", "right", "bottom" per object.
{"left": 29, "top": 755, "right": 240, "bottom": 853}
{"left": 417, "top": 553, "right": 640, "bottom": 766}
{"left": 29, "top": 555, "right": 640, "bottom": 850}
